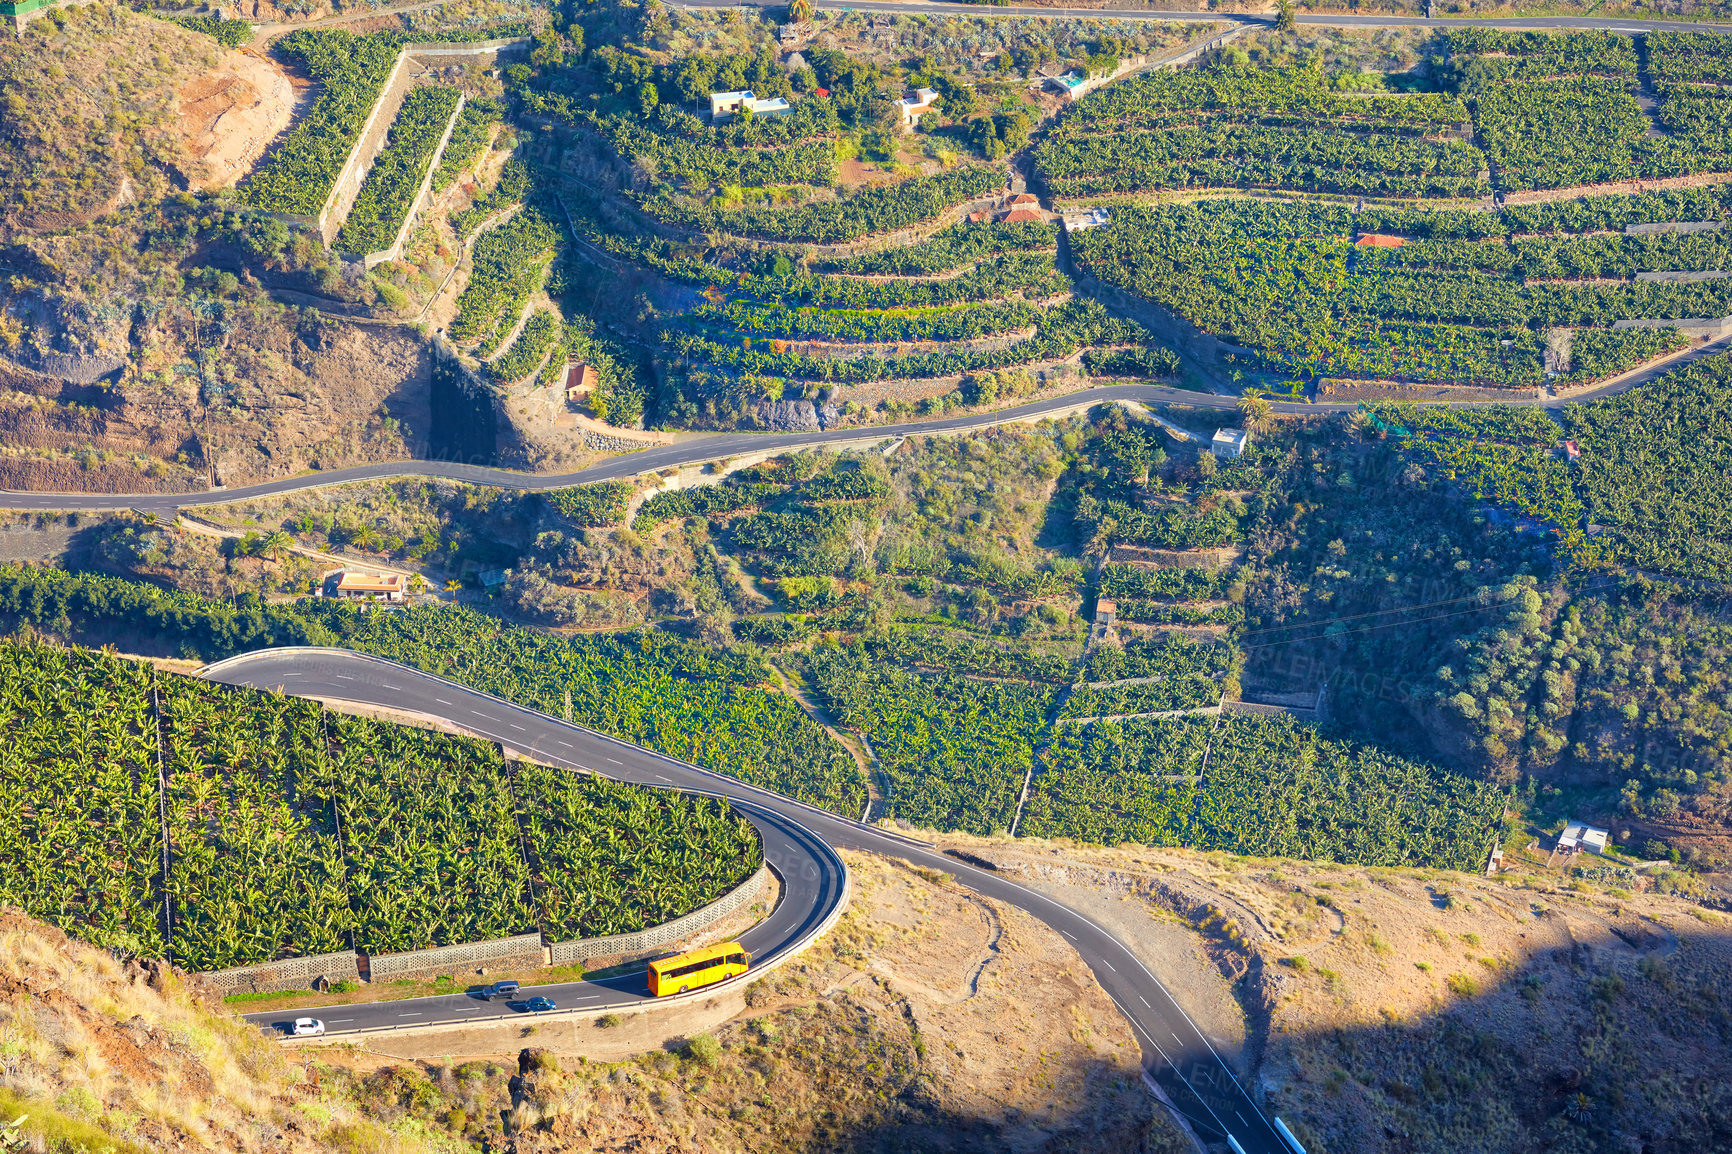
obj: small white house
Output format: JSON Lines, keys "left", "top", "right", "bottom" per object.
{"left": 1558, "top": 819, "right": 1610, "bottom": 855}
{"left": 1063, "top": 207, "right": 1111, "bottom": 233}
{"left": 1211, "top": 428, "right": 1251, "bottom": 459}
{"left": 709, "top": 91, "right": 792, "bottom": 120}
{"left": 896, "top": 87, "right": 939, "bottom": 128}
{"left": 1046, "top": 71, "right": 1087, "bottom": 99}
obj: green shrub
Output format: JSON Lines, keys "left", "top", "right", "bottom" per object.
{"left": 684, "top": 1033, "right": 722, "bottom": 1063}
{"left": 546, "top": 481, "right": 633, "bottom": 527}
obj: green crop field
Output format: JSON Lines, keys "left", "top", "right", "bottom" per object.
{"left": 0, "top": 642, "right": 762, "bottom": 968}
{"left": 1021, "top": 714, "right": 1504, "bottom": 871}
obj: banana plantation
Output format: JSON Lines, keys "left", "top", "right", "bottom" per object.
{"left": 0, "top": 642, "right": 761, "bottom": 969}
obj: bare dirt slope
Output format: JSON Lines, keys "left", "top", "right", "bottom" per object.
{"left": 0, "top": 908, "right": 460, "bottom": 1153}
{"left": 0, "top": 851, "right": 1193, "bottom": 1153}
{"left": 304, "top": 852, "right": 1190, "bottom": 1153}
{"left": 0, "top": 312, "right": 428, "bottom": 492}
{"left": 176, "top": 49, "right": 299, "bottom": 192}
{"left": 942, "top": 833, "right": 1732, "bottom": 1154}
{"left": 0, "top": 5, "right": 218, "bottom": 238}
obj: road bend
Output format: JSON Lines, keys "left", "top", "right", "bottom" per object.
{"left": 205, "top": 647, "right": 1288, "bottom": 1154}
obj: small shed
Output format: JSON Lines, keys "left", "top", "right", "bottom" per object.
{"left": 564, "top": 363, "right": 600, "bottom": 401}
{"left": 1046, "top": 71, "right": 1086, "bottom": 99}
{"left": 1211, "top": 428, "right": 1251, "bottom": 459}
{"left": 1557, "top": 820, "right": 1610, "bottom": 855}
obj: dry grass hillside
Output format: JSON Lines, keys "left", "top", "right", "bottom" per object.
{"left": 0, "top": 3, "right": 219, "bottom": 238}
{"left": 0, "top": 909, "right": 466, "bottom": 1153}
{"left": 944, "top": 834, "right": 1732, "bottom": 1154}
{"left": 0, "top": 853, "right": 1189, "bottom": 1153}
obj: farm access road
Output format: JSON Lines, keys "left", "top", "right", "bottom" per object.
{"left": 206, "top": 647, "right": 1291, "bottom": 1154}
{"left": 0, "top": 339, "right": 1711, "bottom": 519}
{"left": 670, "top": 0, "right": 1732, "bottom": 34}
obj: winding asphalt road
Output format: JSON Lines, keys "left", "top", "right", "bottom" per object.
{"left": 206, "top": 648, "right": 1291, "bottom": 1154}
{"left": 0, "top": 334, "right": 1714, "bottom": 519}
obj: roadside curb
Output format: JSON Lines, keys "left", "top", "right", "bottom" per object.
{"left": 277, "top": 854, "right": 852, "bottom": 1048}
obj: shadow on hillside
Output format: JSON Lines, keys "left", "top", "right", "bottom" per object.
{"left": 802, "top": 1054, "right": 1186, "bottom": 1154}
{"left": 1225, "top": 908, "right": 1732, "bottom": 1154}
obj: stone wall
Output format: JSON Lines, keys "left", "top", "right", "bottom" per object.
{"left": 550, "top": 864, "right": 768, "bottom": 965}
{"left": 203, "top": 949, "right": 362, "bottom": 995}
{"left": 369, "top": 931, "right": 546, "bottom": 983}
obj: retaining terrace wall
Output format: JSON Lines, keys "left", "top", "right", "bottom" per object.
{"left": 317, "top": 38, "right": 527, "bottom": 247}
{"left": 550, "top": 864, "right": 770, "bottom": 965}
{"left": 369, "top": 931, "right": 546, "bottom": 983}
{"left": 361, "top": 92, "right": 467, "bottom": 267}
{"left": 203, "top": 949, "right": 363, "bottom": 995}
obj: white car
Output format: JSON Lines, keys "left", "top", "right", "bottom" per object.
{"left": 291, "top": 1017, "right": 326, "bottom": 1037}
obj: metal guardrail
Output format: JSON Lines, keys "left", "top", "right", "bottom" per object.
{"left": 204, "top": 648, "right": 859, "bottom": 1042}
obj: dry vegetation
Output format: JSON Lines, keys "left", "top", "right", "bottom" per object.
{"left": 945, "top": 834, "right": 1732, "bottom": 1154}
{"left": 0, "top": 3, "right": 216, "bottom": 237}
{"left": 0, "top": 909, "right": 465, "bottom": 1153}
{"left": 0, "top": 853, "right": 1188, "bottom": 1153}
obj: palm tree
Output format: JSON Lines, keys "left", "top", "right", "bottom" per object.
{"left": 1237, "top": 391, "right": 1273, "bottom": 435}
{"left": 788, "top": 0, "right": 814, "bottom": 23}
{"left": 1084, "top": 517, "right": 1119, "bottom": 561}
{"left": 259, "top": 530, "right": 295, "bottom": 561}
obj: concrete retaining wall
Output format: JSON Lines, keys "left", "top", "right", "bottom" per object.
{"left": 204, "top": 949, "right": 362, "bottom": 995}
{"left": 550, "top": 864, "right": 769, "bottom": 965}
{"left": 1627, "top": 220, "right": 1723, "bottom": 236}
{"left": 317, "top": 37, "right": 527, "bottom": 247}
{"left": 201, "top": 864, "right": 767, "bottom": 992}
{"left": 1614, "top": 316, "right": 1730, "bottom": 338}
{"left": 1635, "top": 270, "right": 1731, "bottom": 283}
{"left": 317, "top": 49, "right": 416, "bottom": 247}
{"left": 369, "top": 931, "right": 546, "bottom": 982}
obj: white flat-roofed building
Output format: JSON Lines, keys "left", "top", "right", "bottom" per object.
{"left": 1557, "top": 819, "right": 1610, "bottom": 855}
{"left": 710, "top": 90, "right": 792, "bottom": 120}
{"left": 322, "top": 570, "right": 405, "bottom": 602}
{"left": 1211, "top": 428, "right": 1251, "bottom": 459}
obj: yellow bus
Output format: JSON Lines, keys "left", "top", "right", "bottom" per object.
{"left": 648, "top": 941, "right": 749, "bottom": 997}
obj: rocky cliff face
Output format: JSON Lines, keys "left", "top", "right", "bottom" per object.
{"left": 750, "top": 397, "right": 843, "bottom": 432}
{"left": 0, "top": 312, "right": 429, "bottom": 493}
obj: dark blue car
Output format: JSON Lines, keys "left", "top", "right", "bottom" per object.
{"left": 524, "top": 996, "right": 556, "bottom": 1012}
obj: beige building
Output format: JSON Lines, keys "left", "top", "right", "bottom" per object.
{"left": 322, "top": 570, "right": 406, "bottom": 602}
